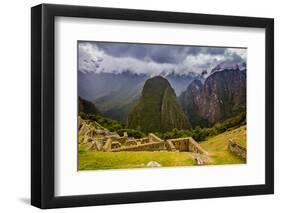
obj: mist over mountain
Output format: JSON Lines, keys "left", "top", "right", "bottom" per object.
{"left": 211, "top": 60, "right": 246, "bottom": 73}
{"left": 78, "top": 64, "right": 246, "bottom": 133}
{"left": 128, "top": 76, "right": 189, "bottom": 133}
{"left": 78, "top": 71, "right": 146, "bottom": 101}
{"left": 78, "top": 96, "right": 99, "bottom": 115}
{"left": 78, "top": 62, "right": 246, "bottom": 123}
{"left": 79, "top": 42, "right": 247, "bottom": 77}
{"left": 78, "top": 70, "right": 202, "bottom": 121}
{"left": 78, "top": 41, "right": 247, "bottom": 129}
{"left": 79, "top": 71, "right": 148, "bottom": 121}
{"left": 165, "top": 72, "right": 204, "bottom": 96}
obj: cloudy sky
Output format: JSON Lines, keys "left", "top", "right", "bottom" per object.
{"left": 78, "top": 41, "right": 247, "bottom": 76}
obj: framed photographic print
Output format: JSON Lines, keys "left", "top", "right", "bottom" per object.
{"left": 31, "top": 3, "right": 274, "bottom": 209}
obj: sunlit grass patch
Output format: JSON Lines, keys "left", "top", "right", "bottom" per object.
{"left": 200, "top": 125, "right": 246, "bottom": 164}
{"left": 78, "top": 144, "right": 195, "bottom": 170}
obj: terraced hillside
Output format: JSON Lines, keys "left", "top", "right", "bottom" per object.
{"left": 78, "top": 120, "right": 246, "bottom": 170}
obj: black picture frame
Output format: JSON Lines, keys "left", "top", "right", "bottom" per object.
{"left": 31, "top": 3, "right": 274, "bottom": 209}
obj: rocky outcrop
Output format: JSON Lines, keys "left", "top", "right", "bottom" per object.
{"left": 147, "top": 161, "right": 162, "bottom": 167}
{"left": 228, "top": 139, "right": 246, "bottom": 159}
{"left": 180, "top": 69, "right": 246, "bottom": 126}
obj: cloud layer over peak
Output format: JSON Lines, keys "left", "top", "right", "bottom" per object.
{"left": 78, "top": 41, "right": 247, "bottom": 76}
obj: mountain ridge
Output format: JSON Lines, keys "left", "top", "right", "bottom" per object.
{"left": 78, "top": 96, "right": 99, "bottom": 115}
{"left": 180, "top": 68, "right": 246, "bottom": 127}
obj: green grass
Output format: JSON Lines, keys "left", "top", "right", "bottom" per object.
{"left": 78, "top": 144, "right": 195, "bottom": 170}
{"left": 200, "top": 125, "right": 247, "bottom": 165}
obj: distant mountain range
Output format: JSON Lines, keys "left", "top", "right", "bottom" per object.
{"left": 79, "top": 70, "right": 203, "bottom": 121}
{"left": 78, "top": 62, "right": 246, "bottom": 131}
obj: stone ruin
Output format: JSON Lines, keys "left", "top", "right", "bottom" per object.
{"left": 78, "top": 116, "right": 208, "bottom": 156}
{"left": 228, "top": 139, "right": 246, "bottom": 159}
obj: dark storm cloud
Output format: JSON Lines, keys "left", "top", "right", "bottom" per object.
{"left": 92, "top": 42, "right": 229, "bottom": 64}
{"left": 78, "top": 41, "right": 246, "bottom": 76}
{"left": 95, "top": 42, "right": 148, "bottom": 59}
{"left": 225, "top": 49, "right": 244, "bottom": 62}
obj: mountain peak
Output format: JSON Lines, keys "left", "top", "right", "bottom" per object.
{"left": 128, "top": 76, "right": 190, "bottom": 133}
{"left": 211, "top": 60, "right": 246, "bottom": 73}
{"left": 148, "top": 75, "right": 169, "bottom": 82}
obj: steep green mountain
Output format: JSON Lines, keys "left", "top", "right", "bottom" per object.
{"left": 78, "top": 96, "right": 99, "bottom": 115}
{"left": 180, "top": 69, "right": 246, "bottom": 127}
{"left": 127, "top": 76, "right": 190, "bottom": 133}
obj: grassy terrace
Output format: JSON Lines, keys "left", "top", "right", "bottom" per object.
{"left": 78, "top": 125, "right": 247, "bottom": 170}
{"left": 200, "top": 125, "right": 247, "bottom": 165}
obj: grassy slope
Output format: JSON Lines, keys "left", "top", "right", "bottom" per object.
{"left": 78, "top": 144, "right": 195, "bottom": 170}
{"left": 200, "top": 125, "right": 247, "bottom": 165}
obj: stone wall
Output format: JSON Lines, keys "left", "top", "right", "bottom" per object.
{"left": 166, "top": 140, "right": 176, "bottom": 151}
{"left": 167, "top": 137, "right": 208, "bottom": 155}
{"left": 111, "top": 136, "right": 208, "bottom": 155}
{"left": 111, "top": 141, "right": 167, "bottom": 152}
{"left": 228, "top": 139, "right": 246, "bottom": 159}
{"left": 79, "top": 117, "right": 208, "bottom": 155}
{"left": 148, "top": 133, "right": 164, "bottom": 143}
{"left": 140, "top": 137, "right": 149, "bottom": 144}
{"left": 167, "top": 138, "right": 189, "bottom": 151}
{"left": 188, "top": 137, "right": 209, "bottom": 155}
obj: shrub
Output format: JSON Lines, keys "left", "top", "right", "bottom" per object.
{"left": 191, "top": 112, "right": 246, "bottom": 141}
{"left": 78, "top": 113, "right": 126, "bottom": 132}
